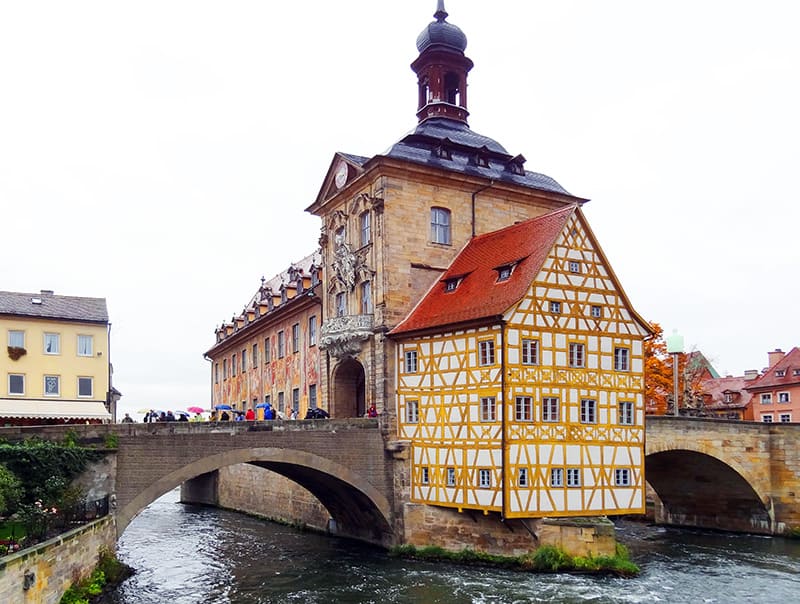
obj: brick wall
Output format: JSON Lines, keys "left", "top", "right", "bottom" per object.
{"left": 0, "top": 516, "right": 115, "bottom": 604}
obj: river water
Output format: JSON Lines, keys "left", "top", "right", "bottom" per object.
{"left": 105, "top": 489, "right": 800, "bottom": 604}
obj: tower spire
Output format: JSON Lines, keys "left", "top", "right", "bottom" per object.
{"left": 434, "top": 0, "right": 448, "bottom": 22}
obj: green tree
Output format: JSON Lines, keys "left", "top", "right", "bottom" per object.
{"left": 0, "top": 464, "right": 23, "bottom": 516}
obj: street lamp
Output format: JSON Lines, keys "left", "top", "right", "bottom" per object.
{"left": 666, "top": 329, "right": 684, "bottom": 416}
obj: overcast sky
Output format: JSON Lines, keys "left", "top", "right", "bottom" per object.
{"left": 3, "top": 1, "right": 798, "bottom": 418}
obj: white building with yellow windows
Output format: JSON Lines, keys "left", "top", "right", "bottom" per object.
{"left": 0, "top": 289, "right": 115, "bottom": 425}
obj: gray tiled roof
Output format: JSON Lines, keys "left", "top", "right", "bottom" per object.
{"left": 0, "top": 290, "right": 109, "bottom": 323}
{"left": 382, "top": 118, "right": 570, "bottom": 196}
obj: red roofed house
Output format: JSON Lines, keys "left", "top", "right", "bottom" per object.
{"left": 744, "top": 348, "right": 800, "bottom": 423}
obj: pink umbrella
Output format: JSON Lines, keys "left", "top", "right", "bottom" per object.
{"left": 187, "top": 406, "right": 205, "bottom": 414}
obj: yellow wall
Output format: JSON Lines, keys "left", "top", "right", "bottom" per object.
{"left": 2, "top": 317, "right": 109, "bottom": 401}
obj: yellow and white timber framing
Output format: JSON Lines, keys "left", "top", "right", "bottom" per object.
{"left": 396, "top": 210, "right": 651, "bottom": 518}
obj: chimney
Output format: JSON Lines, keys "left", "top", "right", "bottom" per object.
{"left": 40, "top": 289, "right": 54, "bottom": 295}
{"left": 768, "top": 349, "right": 785, "bottom": 368}
{"left": 743, "top": 370, "right": 759, "bottom": 380}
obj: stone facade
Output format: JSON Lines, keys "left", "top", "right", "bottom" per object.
{"left": 0, "top": 516, "right": 115, "bottom": 604}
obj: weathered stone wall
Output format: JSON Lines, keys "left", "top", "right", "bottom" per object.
{"left": 0, "top": 516, "right": 115, "bottom": 604}
{"left": 216, "top": 464, "right": 330, "bottom": 531}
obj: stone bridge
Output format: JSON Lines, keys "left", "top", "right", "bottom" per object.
{"left": 0, "top": 419, "right": 399, "bottom": 546}
{"left": 645, "top": 416, "right": 800, "bottom": 534}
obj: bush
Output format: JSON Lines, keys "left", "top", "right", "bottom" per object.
{"left": 0, "top": 464, "right": 23, "bottom": 516}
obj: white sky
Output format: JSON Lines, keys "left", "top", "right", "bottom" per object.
{"left": 2, "top": 1, "right": 798, "bottom": 418}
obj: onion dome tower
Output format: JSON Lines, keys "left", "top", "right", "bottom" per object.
{"left": 412, "top": 0, "right": 473, "bottom": 125}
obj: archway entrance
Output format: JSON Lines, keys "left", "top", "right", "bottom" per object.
{"left": 332, "top": 358, "right": 366, "bottom": 418}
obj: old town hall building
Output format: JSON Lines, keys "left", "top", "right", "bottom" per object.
{"left": 206, "top": 2, "right": 652, "bottom": 521}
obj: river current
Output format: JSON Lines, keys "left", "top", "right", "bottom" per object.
{"left": 104, "top": 489, "right": 800, "bottom": 604}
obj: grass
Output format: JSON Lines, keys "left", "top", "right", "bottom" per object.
{"left": 0, "top": 521, "right": 26, "bottom": 541}
{"left": 390, "top": 542, "right": 640, "bottom": 577}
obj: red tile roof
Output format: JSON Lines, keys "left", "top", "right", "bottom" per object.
{"left": 390, "top": 205, "right": 577, "bottom": 336}
{"left": 745, "top": 347, "right": 800, "bottom": 391}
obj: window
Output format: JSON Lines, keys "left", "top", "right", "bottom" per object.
{"left": 405, "top": 350, "right": 418, "bottom": 373}
{"left": 360, "top": 211, "right": 371, "bottom": 246}
{"left": 614, "top": 468, "right": 631, "bottom": 486}
{"left": 778, "top": 392, "right": 790, "bottom": 403}
{"left": 292, "top": 323, "right": 300, "bottom": 353}
{"left": 590, "top": 305, "right": 602, "bottom": 318}
{"left": 431, "top": 207, "right": 451, "bottom": 244}
{"left": 278, "top": 391, "right": 285, "bottom": 413}
{"left": 78, "top": 377, "right": 93, "bottom": 398}
{"left": 421, "top": 467, "right": 429, "bottom": 485}
{"left": 795, "top": 369, "right": 800, "bottom": 377}
{"left": 479, "top": 340, "right": 495, "bottom": 366}
{"left": 214, "top": 363, "right": 219, "bottom": 384}
{"left": 446, "top": 467, "right": 456, "bottom": 487}
{"left": 241, "top": 349, "right": 247, "bottom": 371}
{"left": 309, "top": 384, "right": 317, "bottom": 409}
{"left": 223, "top": 359, "right": 228, "bottom": 379}
{"left": 550, "top": 468, "right": 564, "bottom": 487}
{"left": 8, "top": 374, "right": 24, "bottom": 395}
{"left": 568, "top": 260, "right": 581, "bottom": 274}
{"left": 761, "top": 414, "right": 773, "bottom": 423}
{"left": 264, "top": 338, "right": 271, "bottom": 363}
{"left": 549, "top": 301, "right": 561, "bottom": 314}
{"left": 232, "top": 354, "right": 238, "bottom": 376}
{"left": 335, "top": 292, "right": 346, "bottom": 317}
{"left": 44, "top": 375, "right": 60, "bottom": 396}
{"left": 515, "top": 396, "right": 532, "bottom": 421}
{"left": 278, "top": 331, "right": 285, "bottom": 358}
{"left": 518, "top": 468, "right": 529, "bottom": 487}
{"left": 480, "top": 397, "right": 496, "bottom": 422}
{"left": 614, "top": 347, "right": 629, "bottom": 371}
{"left": 580, "top": 399, "right": 597, "bottom": 424}
{"left": 569, "top": 343, "right": 585, "bottom": 368}
{"left": 479, "top": 469, "right": 491, "bottom": 488}
{"left": 406, "top": 400, "right": 419, "bottom": 423}
{"left": 723, "top": 392, "right": 733, "bottom": 403}
{"left": 776, "top": 370, "right": 786, "bottom": 377}
{"left": 619, "top": 401, "right": 634, "bottom": 425}
{"left": 8, "top": 330, "right": 24, "bottom": 347}
{"left": 542, "top": 397, "right": 559, "bottom": 422}
{"left": 44, "top": 333, "right": 60, "bottom": 354}
{"left": 309, "top": 316, "right": 317, "bottom": 346}
{"left": 761, "top": 393, "right": 772, "bottom": 405}
{"left": 780, "top": 414, "right": 791, "bottom": 423}
{"left": 252, "top": 343, "right": 258, "bottom": 366}
{"left": 361, "top": 281, "right": 372, "bottom": 314}
{"left": 497, "top": 265, "right": 512, "bottom": 281}
{"left": 521, "top": 339, "right": 538, "bottom": 365}
{"left": 292, "top": 388, "right": 300, "bottom": 413}
{"left": 77, "top": 335, "right": 93, "bottom": 356}
{"left": 444, "top": 278, "right": 459, "bottom": 292}
{"left": 567, "top": 468, "right": 581, "bottom": 487}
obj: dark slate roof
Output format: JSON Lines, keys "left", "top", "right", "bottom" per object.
{"left": 0, "top": 290, "right": 108, "bottom": 323}
{"left": 339, "top": 152, "right": 369, "bottom": 167}
{"left": 381, "top": 119, "right": 570, "bottom": 196}
{"left": 416, "top": 7, "right": 468, "bottom": 53}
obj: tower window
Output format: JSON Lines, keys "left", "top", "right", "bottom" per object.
{"left": 444, "top": 72, "right": 461, "bottom": 105}
{"left": 431, "top": 207, "right": 451, "bottom": 245}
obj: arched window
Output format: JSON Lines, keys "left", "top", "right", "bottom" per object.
{"left": 431, "top": 207, "right": 451, "bottom": 245}
{"left": 444, "top": 72, "right": 460, "bottom": 105}
{"left": 418, "top": 76, "right": 430, "bottom": 109}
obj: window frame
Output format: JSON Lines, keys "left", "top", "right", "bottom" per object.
{"left": 252, "top": 343, "right": 258, "bottom": 366}
{"left": 618, "top": 401, "right": 634, "bottom": 425}
{"left": 478, "top": 468, "right": 491, "bottom": 488}
{"left": 568, "top": 260, "right": 581, "bottom": 274}
{"left": 421, "top": 466, "right": 430, "bottom": 485}
{"left": 44, "top": 375, "right": 60, "bottom": 397}
{"left": 479, "top": 340, "right": 495, "bottom": 366}
{"left": 780, "top": 413, "right": 791, "bottom": 423}
{"left": 77, "top": 334, "right": 93, "bottom": 357}
{"left": 521, "top": 339, "right": 539, "bottom": 365}
{"left": 309, "top": 384, "right": 317, "bottom": 409}
{"left": 241, "top": 349, "right": 247, "bottom": 372}
{"left": 518, "top": 467, "right": 529, "bottom": 487}
{"left": 515, "top": 396, "right": 533, "bottom": 422}
{"left": 761, "top": 414, "right": 773, "bottom": 423}
{"left": 480, "top": 396, "right": 496, "bottom": 422}
{"left": 360, "top": 211, "right": 371, "bottom": 247}
{"left": 580, "top": 398, "right": 597, "bottom": 424}
{"left": 778, "top": 391, "right": 790, "bottom": 403}
{"left": 590, "top": 305, "right": 602, "bottom": 318}
{"left": 404, "top": 350, "right": 418, "bottom": 373}
{"left": 406, "top": 399, "right": 419, "bottom": 424}
{"left": 566, "top": 467, "right": 581, "bottom": 488}
{"left": 549, "top": 301, "right": 562, "bottom": 314}
{"left": 761, "top": 393, "right": 772, "bottom": 405}
{"left": 277, "top": 331, "right": 285, "bottom": 359}
{"left": 542, "top": 396, "right": 559, "bottom": 422}
{"left": 44, "top": 332, "right": 60, "bottom": 355}
{"left": 430, "top": 207, "right": 452, "bottom": 245}
{"left": 614, "top": 468, "right": 631, "bottom": 487}
{"left": 77, "top": 376, "right": 93, "bottom": 398}
{"left": 361, "top": 280, "right": 372, "bottom": 314}
{"left": 446, "top": 467, "right": 456, "bottom": 487}
{"left": 614, "top": 347, "right": 630, "bottom": 371}
{"left": 335, "top": 292, "right": 346, "bottom": 317}
{"left": 8, "top": 374, "right": 25, "bottom": 396}
{"left": 264, "top": 338, "right": 271, "bottom": 363}
{"left": 292, "top": 388, "right": 300, "bottom": 413}
{"left": 550, "top": 468, "right": 564, "bottom": 487}
{"left": 309, "top": 316, "right": 317, "bottom": 347}
{"left": 8, "top": 330, "right": 24, "bottom": 348}
{"left": 569, "top": 342, "right": 585, "bottom": 368}
{"left": 292, "top": 323, "right": 300, "bottom": 353}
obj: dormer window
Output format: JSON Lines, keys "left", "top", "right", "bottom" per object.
{"left": 444, "top": 278, "right": 460, "bottom": 292}
{"left": 723, "top": 393, "right": 733, "bottom": 403}
{"left": 506, "top": 154, "right": 526, "bottom": 176}
{"left": 497, "top": 265, "right": 513, "bottom": 282}
{"left": 474, "top": 149, "right": 490, "bottom": 168}
{"left": 776, "top": 370, "right": 786, "bottom": 377}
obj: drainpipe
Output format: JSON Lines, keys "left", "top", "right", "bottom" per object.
{"left": 500, "top": 319, "right": 507, "bottom": 519}
{"left": 471, "top": 181, "right": 495, "bottom": 238}
{"left": 203, "top": 354, "right": 212, "bottom": 410}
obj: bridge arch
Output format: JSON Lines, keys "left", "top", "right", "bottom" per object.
{"left": 645, "top": 444, "right": 772, "bottom": 534}
{"left": 116, "top": 447, "right": 394, "bottom": 545}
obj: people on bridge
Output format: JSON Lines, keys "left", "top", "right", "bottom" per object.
{"left": 178, "top": 412, "right": 188, "bottom": 422}
{"left": 121, "top": 413, "right": 134, "bottom": 423}
{"left": 220, "top": 411, "right": 230, "bottom": 421}
{"left": 245, "top": 408, "right": 255, "bottom": 421}
{"left": 165, "top": 411, "right": 176, "bottom": 422}
{"left": 190, "top": 413, "right": 204, "bottom": 422}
